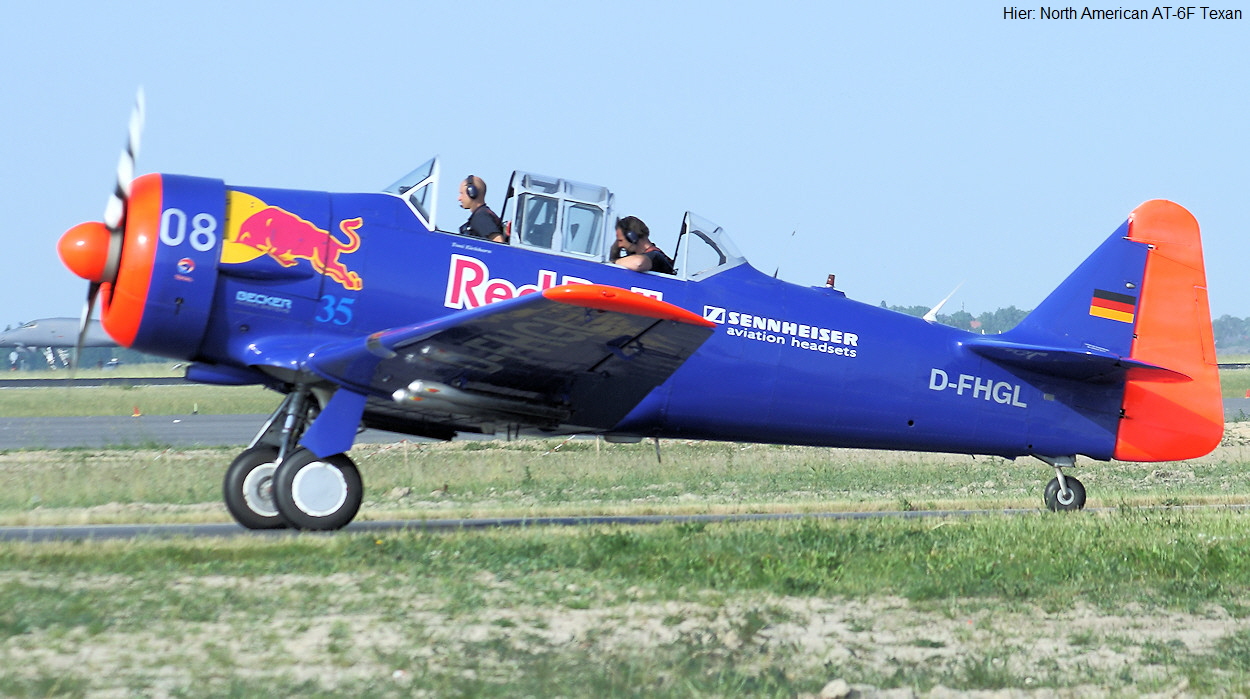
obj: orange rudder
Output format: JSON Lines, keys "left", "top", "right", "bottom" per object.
{"left": 1114, "top": 200, "right": 1223, "bottom": 461}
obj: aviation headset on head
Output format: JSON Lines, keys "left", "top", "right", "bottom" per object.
{"left": 465, "top": 175, "right": 479, "bottom": 200}
{"left": 618, "top": 217, "right": 641, "bottom": 244}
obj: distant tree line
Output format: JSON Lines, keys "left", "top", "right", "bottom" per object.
{"left": 1212, "top": 315, "right": 1250, "bottom": 354}
{"left": 882, "top": 303, "right": 1250, "bottom": 355}
{"left": 880, "top": 302, "right": 1030, "bottom": 336}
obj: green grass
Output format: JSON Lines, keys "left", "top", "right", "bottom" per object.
{"left": 0, "top": 363, "right": 279, "bottom": 417}
{"left": 0, "top": 382, "right": 1247, "bottom": 694}
{"left": 1222, "top": 367, "right": 1250, "bottom": 399}
{"left": 0, "top": 384, "right": 278, "bottom": 417}
{"left": 0, "top": 439, "right": 1246, "bottom": 696}
{"left": 1, "top": 512, "right": 1249, "bottom": 695}
{"left": 5, "top": 436, "right": 1250, "bottom": 526}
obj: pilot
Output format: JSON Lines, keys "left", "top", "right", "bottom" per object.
{"left": 457, "top": 175, "right": 507, "bottom": 243}
{"left": 611, "top": 215, "right": 674, "bottom": 275}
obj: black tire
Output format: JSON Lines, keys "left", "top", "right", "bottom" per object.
{"left": 271, "top": 448, "right": 363, "bottom": 531}
{"left": 1043, "top": 475, "right": 1086, "bottom": 512}
{"left": 223, "top": 446, "right": 287, "bottom": 530}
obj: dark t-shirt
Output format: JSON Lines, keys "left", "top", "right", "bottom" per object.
{"left": 460, "top": 206, "right": 505, "bottom": 242}
{"left": 643, "top": 246, "right": 675, "bottom": 275}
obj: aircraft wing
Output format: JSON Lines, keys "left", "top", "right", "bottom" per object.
{"left": 307, "top": 284, "right": 716, "bottom": 432}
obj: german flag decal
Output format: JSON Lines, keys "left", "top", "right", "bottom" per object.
{"left": 1089, "top": 289, "right": 1137, "bottom": 323}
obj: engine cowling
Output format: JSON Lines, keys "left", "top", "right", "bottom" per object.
{"left": 59, "top": 173, "right": 225, "bottom": 360}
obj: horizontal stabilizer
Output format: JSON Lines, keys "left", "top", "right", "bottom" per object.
{"left": 966, "top": 337, "right": 1190, "bottom": 383}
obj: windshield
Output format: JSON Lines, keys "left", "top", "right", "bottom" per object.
{"left": 383, "top": 157, "right": 439, "bottom": 230}
{"left": 674, "top": 213, "right": 746, "bottom": 280}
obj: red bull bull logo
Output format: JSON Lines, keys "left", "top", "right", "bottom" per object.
{"left": 221, "top": 191, "right": 364, "bottom": 291}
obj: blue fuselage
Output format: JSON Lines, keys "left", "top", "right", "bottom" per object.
{"left": 141, "top": 178, "right": 1122, "bottom": 461}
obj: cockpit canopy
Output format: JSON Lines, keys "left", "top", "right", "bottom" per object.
{"left": 503, "top": 172, "right": 612, "bottom": 259}
{"left": 384, "top": 158, "right": 746, "bottom": 281}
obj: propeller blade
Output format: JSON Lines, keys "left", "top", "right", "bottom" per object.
{"left": 67, "top": 88, "right": 145, "bottom": 374}
{"left": 74, "top": 282, "right": 101, "bottom": 371}
{"left": 104, "top": 88, "right": 145, "bottom": 233}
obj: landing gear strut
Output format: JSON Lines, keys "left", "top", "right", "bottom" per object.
{"left": 1037, "top": 455, "right": 1086, "bottom": 511}
{"left": 222, "top": 386, "right": 363, "bottom": 531}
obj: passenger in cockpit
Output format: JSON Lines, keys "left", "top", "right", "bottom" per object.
{"left": 457, "top": 175, "right": 508, "bottom": 243}
{"left": 610, "top": 216, "right": 674, "bottom": 275}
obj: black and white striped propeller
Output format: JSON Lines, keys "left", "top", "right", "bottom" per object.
{"left": 74, "top": 89, "right": 144, "bottom": 367}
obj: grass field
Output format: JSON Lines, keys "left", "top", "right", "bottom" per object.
{"left": 3, "top": 433, "right": 1250, "bottom": 695}
{"left": 0, "top": 383, "right": 279, "bottom": 417}
{"left": 1223, "top": 367, "right": 1250, "bottom": 401}
{"left": 4, "top": 510, "right": 1250, "bottom": 696}
{"left": 2, "top": 380, "right": 1250, "bottom": 695}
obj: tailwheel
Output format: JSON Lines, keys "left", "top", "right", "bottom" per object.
{"left": 272, "top": 448, "right": 363, "bottom": 531}
{"left": 1043, "top": 475, "right": 1086, "bottom": 511}
{"left": 223, "top": 446, "right": 287, "bottom": 530}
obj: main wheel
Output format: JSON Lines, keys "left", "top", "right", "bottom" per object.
{"left": 272, "top": 448, "right": 363, "bottom": 531}
{"left": 223, "top": 447, "right": 287, "bottom": 529}
{"left": 1043, "top": 475, "right": 1086, "bottom": 511}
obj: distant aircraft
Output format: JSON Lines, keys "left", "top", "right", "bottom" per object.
{"left": 0, "top": 318, "right": 116, "bottom": 369}
{"left": 0, "top": 317, "right": 115, "bottom": 348}
{"left": 56, "top": 92, "right": 1223, "bottom": 530}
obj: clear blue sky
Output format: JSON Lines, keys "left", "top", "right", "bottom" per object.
{"left": 3, "top": 2, "right": 1247, "bottom": 325}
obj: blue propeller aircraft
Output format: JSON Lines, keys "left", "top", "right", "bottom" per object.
{"left": 57, "top": 95, "right": 1223, "bottom": 530}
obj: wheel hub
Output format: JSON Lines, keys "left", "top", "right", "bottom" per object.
{"left": 241, "top": 464, "right": 278, "bottom": 517}
{"left": 291, "top": 461, "right": 348, "bottom": 517}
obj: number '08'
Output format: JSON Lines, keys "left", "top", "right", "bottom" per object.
{"left": 160, "top": 208, "right": 218, "bottom": 252}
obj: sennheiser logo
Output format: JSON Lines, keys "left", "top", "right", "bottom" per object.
{"left": 703, "top": 306, "right": 726, "bottom": 323}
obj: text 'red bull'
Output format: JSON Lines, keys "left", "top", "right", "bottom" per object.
{"left": 444, "top": 255, "right": 590, "bottom": 309}
{"left": 237, "top": 208, "right": 364, "bottom": 291}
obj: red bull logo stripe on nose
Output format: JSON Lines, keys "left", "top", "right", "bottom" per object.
{"left": 221, "top": 191, "right": 364, "bottom": 290}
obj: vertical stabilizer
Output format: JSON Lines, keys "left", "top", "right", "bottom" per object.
{"left": 1114, "top": 200, "right": 1222, "bottom": 461}
{"left": 1004, "top": 219, "right": 1148, "bottom": 358}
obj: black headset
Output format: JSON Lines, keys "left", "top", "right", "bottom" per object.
{"left": 464, "top": 175, "right": 479, "bottom": 200}
{"left": 619, "top": 217, "right": 641, "bottom": 244}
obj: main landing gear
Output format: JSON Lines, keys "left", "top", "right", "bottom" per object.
{"left": 223, "top": 387, "right": 363, "bottom": 531}
{"left": 1037, "top": 455, "right": 1086, "bottom": 512}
